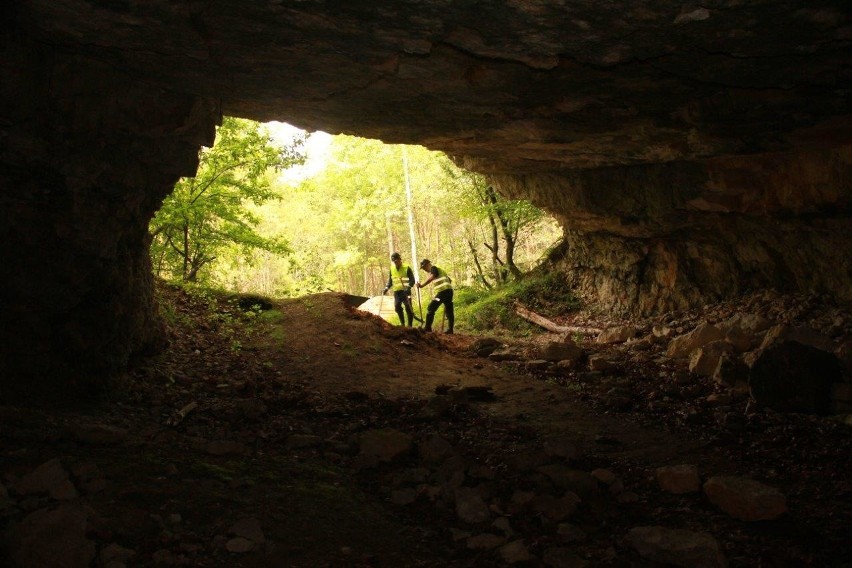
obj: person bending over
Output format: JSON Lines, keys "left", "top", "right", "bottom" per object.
{"left": 417, "top": 258, "right": 454, "bottom": 334}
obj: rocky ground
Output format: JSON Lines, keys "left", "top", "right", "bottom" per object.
{"left": 1, "top": 282, "right": 850, "bottom": 567}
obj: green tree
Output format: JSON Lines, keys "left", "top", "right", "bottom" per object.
{"left": 150, "top": 117, "right": 305, "bottom": 282}
{"left": 215, "top": 131, "right": 560, "bottom": 299}
{"left": 440, "top": 162, "right": 545, "bottom": 287}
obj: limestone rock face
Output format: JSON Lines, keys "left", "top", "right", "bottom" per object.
{"left": 2, "top": 1, "right": 851, "bottom": 396}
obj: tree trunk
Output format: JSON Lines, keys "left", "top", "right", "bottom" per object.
{"left": 467, "top": 239, "right": 492, "bottom": 288}
{"left": 403, "top": 147, "right": 420, "bottom": 283}
{"left": 514, "top": 302, "right": 602, "bottom": 335}
{"left": 182, "top": 223, "right": 190, "bottom": 281}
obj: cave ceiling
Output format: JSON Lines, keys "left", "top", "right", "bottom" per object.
{"left": 14, "top": 0, "right": 852, "bottom": 173}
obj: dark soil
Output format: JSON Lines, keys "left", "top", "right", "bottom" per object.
{"left": 1, "top": 282, "right": 850, "bottom": 567}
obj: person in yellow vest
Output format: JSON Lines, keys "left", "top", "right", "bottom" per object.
{"left": 417, "top": 259, "right": 454, "bottom": 334}
{"left": 383, "top": 252, "right": 416, "bottom": 326}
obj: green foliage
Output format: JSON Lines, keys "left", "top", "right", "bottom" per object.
{"left": 456, "top": 272, "right": 580, "bottom": 333}
{"left": 150, "top": 117, "right": 305, "bottom": 283}
{"left": 180, "top": 128, "right": 562, "bottom": 299}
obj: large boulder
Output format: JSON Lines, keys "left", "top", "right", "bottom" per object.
{"left": 749, "top": 340, "right": 841, "bottom": 414}
{"left": 703, "top": 476, "right": 787, "bottom": 522}
{"left": 667, "top": 324, "right": 726, "bottom": 359}
{"left": 625, "top": 525, "right": 727, "bottom": 568}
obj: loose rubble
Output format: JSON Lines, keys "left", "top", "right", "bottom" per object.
{"left": 1, "top": 285, "right": 849, "bottom": 566}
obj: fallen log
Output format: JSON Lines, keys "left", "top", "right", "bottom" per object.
{"left": 514, "top": 302, "right": 602, "bottom": 335}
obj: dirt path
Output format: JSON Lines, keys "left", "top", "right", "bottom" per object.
{"left": 258, "top": 293, "right": 709, "bottom": 468}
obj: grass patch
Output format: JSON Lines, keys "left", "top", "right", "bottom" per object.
{"left": 456, "top": 272, "right": 580, "bottom": 334}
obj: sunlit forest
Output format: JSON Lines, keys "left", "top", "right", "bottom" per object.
{"left": 149, "top": 118, "right": 562, "bottom": 299}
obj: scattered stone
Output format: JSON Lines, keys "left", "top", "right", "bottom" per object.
{"left": 628, "top": 335, "right": 655, "bottom": 351}
{"left": 742, "top": 350, "right": 761, "bottom": 368}
{"left": 590, "top": 468, "right": 617, "bottom": 486}
{"left": 151, "top": 549, "right": 182, "bottom": 564}
{"left": 617, "top": 491, "right": 640, "bottom": 504}
{"left": 667, "top": 323, "right": 725, "bottom": 359}
{"left": 526, "top": 359, "right": 552, "bottom": 372}
{"left": 450, "top": 528, "right": 471, "bottom": 542}
{"left": 625, "top": 525, "right": 726, "bottom": 568}
{"left": 537, "top": 465, "right": 598, "bottom": 498}
{"left": 749, "top": 340, "right": 841, "bottom": 414}
{"left": 597, "top": 325, "right": 637, "bottom": 344}
{"left": 470, "top": 337, "right": 502, "bottom": 357}
{"left": 492, "top": 516, "right": 514, "bottom": 535}
{"left": 434, "top": 454, "right": 468, "bottom": 484}
{"left": 705, "top": 392, "right": 732, "bottom": 406}
{"left": 656, "top": 464, "right": 701, "bottom": 494}
{"left": 588, "top": 354, "right": 615, "bottom": 372}
{"left": 541, "top": 340, "right": 584, "bottom": 363}
{"left": 608, "top": 478, "right": 625, "bottom": 495}
{"left": 466, "top": 533, "right": 505, "bottom": 550}
{"left": 556, "top": 358, "right": 580, "bottom": 373}
{"left": 653, "top": 325, "right": 673, "bottom": 338}
{"left": 703, "top": 476, "right": 787, "bottom": 521}
{"left": 15, "top": 458, "right": 77, "bottom": 500}
{"left": 689, "top": 340, "right": 734, "bottom": 377}
{"left": 543, "top": 547, "right": 590, "bottom": 567}
{"left": 719, "top": 313, "right": 771, "bottom": 351}
{"left": 712, "top": 352, "right": 749, "bottom": 386}
{"left": 489, "top": 347, "right": 525, "bottom": 361}
{"left": 11, "top": 503, "right": 95, "bottom": 568}
{"left": 358, "top": 429, "right": 413, "bottom": 462}
{"left": 455, "top": 487, "right": 491, "bottom": 524}
{"left": 499, "top": 539, "right": 531, "bottom": 564}
{"left": 229, "top": 517, "right": 265, "bottom": 544}
{"left": 759, "top": 324, "right": 836, "bottom": 352}
{"left": 419, "top": 395, "right": 452, "bottom": 419}
{"left": 99, "top": 543, "right": 136, "bottom": 567}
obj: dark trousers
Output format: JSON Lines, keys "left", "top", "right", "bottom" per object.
{"left": 393, "top": 290, "right": 414, "bottom": 326}
{"left": 425, "top": 289, "right": 454, "bottom": 332}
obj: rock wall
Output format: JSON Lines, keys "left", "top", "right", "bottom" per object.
{"left": 488, "top": 149, "right": 852, "bottom": 314}
{"left": 1, "top": 0, "right": 850, "bottom": 398}
{"left": 0, "top": 35, "right": 219, "bottom": 397}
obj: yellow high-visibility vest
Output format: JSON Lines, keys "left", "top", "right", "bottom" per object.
{"left": 431, "top": 266, "right": 452, "bottom": 293}
{"left": 390, "top": 264, "right": 412, "bottom": 291}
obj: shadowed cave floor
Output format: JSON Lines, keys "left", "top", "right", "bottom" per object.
{"left": 1, "top": 283, "right": 850, "bottom": 567}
